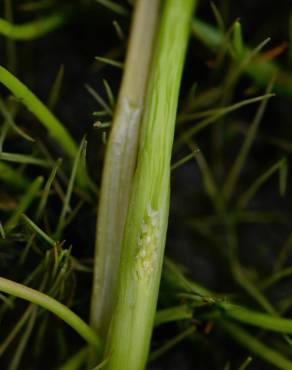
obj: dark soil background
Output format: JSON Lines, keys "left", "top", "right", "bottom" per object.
{"left": 1, "top": 0, "right": 292, "bottom": 369}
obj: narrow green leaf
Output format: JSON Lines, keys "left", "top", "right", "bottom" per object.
{"left": 8, "top": 306, "right": 37, "bottom": 370}
{"left": 176, "top": 94, "right": 274, "bottom": 146}
{"left": 85, "top": 84, "right": 113, "bottom": 116}
{"left": 0, "top": 7, "right": 73, "bottom": 40}
{"left": 21, "top": 214, "right": 56, "bottom": 246}
{"left": 36, "top": 158, "right": 62, "bottom": 220}
{"left": 0, "top": 65, "right": 77, "bottom": 159}
{"left": 210, "top": 2, "right": 225, "bottom": 33}
{"left": 233, "top": 21, "right": 244, "bottom": 58}
{"left": 0, "top": 98, "right": 35, "bottom": 142}
{"left": 0, "top": 305, "right": 33, "bottom": 357}
{"left": 102, "top": 79, "right": 115, "bottom": 108}
{"left": 221, "top": 321, "right": 292, "bottom": 370}
{"left": 4, "top": 176, "right": 44, "bottom": 232}
{"left": 55, "top": 138, "right": 86, "bottom": 238}
{"left": 47, "top": 65, "right": 64, "bottom": 110}
{"left": 238, "top": 357, "right": 252, "bottom": 370}
{"left": 221, "top": 303, "right": 292, "bottom": 334}
{"left": 0, "top": 152, "right": 49, "bottom": 167}
{"left": 171, "top": 150, "right": 198, "bottom": 171}
{"left": 154, "top": 305, "right": 193, "bottom": 327}
{"left": 95, "top": 56, "right": 123, "bottom": 69}
{"left": 237, "top": 158, "right": 287, "bottom": 209}
{"left": 222, "top": 77, "right": 276, "bottom": 201}
{"left": 96, "top": 0, "right": 130, "bottom": 16}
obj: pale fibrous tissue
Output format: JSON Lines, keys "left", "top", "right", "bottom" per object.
{"left": 135, "top": 205, "right": 160, "bottom": 282}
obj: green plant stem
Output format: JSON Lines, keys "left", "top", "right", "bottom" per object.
{"left": 154, "top": 305, "right": 193, "bottom": 327}
{"left": 0, "top": 276, "right": 101, "bottom": 351}
{"left": 236, "top": 158, "right": 287, "bottom": 209}
{"left": 104, "top": 1, "right": 196, "bottom": 369}
{"left": 90, "top": 0, "right": 160, "bottom": 338}
{"left": 192, "top": 18, "right": 292, "bottom": 99}
{"left": 220, "top": 303, "right": 292, "bottom": 334}
{"left": 36, "top": 158, "right": 62, "bottom": 220}
{"left": 0, "top": 7, "right": 74, "bottom": 40}
{"left": 96, "top": 0, "right": 130, "bottom": 17}
{"left": 221, "top": 321, "right": 292, "bottom": 370}
{"left": 0, "top": 66, "right": 77, "bottom": 158}
{"left": 21, "top": 214, "right": 56, "bottom": 246}
{"left": 0, "top": 152, "right": 49, "bottom": 166}
{"left": 222, "top": 77, "right": 275, "bottom": 201}
{"left": 175, "top": 93, "right": 274, "bottom": 148}
{"left": 94, "top": 56, "right": 123, "bottom": 69}
{"left": 0, "top": 65, "right": 90, "bottom": 188}
{"left": 55, "top": 138, "right": 86, "bottom": 239}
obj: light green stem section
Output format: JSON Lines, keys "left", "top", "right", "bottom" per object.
{"left": 0, "top": 7, "right": 73, "bottom": 40}
{"left": 104, "top": 1, "right": 196, "bottom": 369}
{"left": 0, "top": 277, "right": 101, "bottom": 351}
{"left": 90, "top": 0, "right": 160, "bottom": 337}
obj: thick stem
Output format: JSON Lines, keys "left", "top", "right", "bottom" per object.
{"left": 104, "top": 1, "right": 196, "bottom": 369}
{"left": 90, "top": 0, "right": 160, "bottom": 337}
